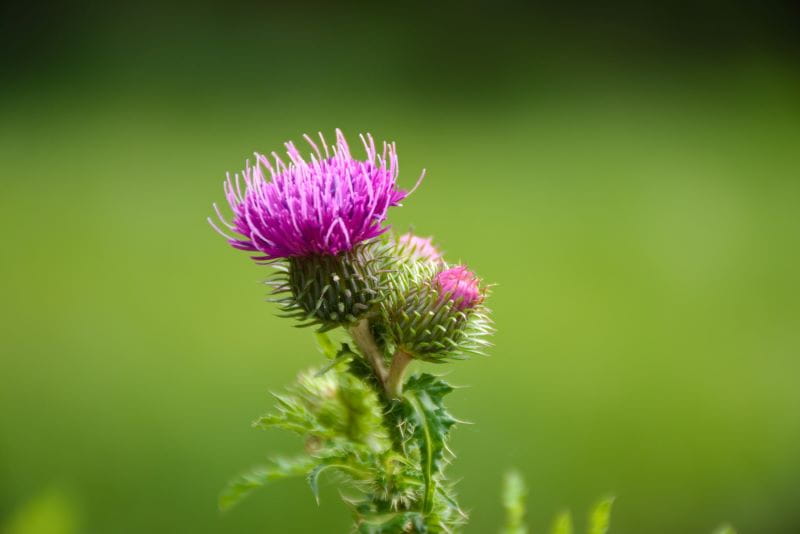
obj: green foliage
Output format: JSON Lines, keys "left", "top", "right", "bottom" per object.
{"left": 219, "top": 456, "right": 316, "bottom": 511}
{"left": 497, "top": 474, "right": 733, "bottom": 534}
{"left": 402, "top": 374, "right": 457, "bottom": 512}
{"left": 220, "top": 317, "right": 740, "bottom": 534}
{"left": 354, "top": 511, "right": 425, "bottom": 534}
{"left": 315, "top": 331, "right": 340, "bottom": 359}
{"left": 218, "top": 241, "right": 736, "bottom": 534}
{"left": 549, "top": 511, "right": 574, "bottom": 534}
{"left": 587, "top": 497, "right": 614, "bottom": 534}
{"left": 253, "top": 365, "right": 388, "bottom": 451}
{"left": 500, "top": 471, "right": 528, "bottom": 534}
{"left": 221, "top": 330, "right": 470, "bottom": 532}
{"left": 2, "top": 488, "right": 79, "bottom": 534}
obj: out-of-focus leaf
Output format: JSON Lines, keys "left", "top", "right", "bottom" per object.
{"left": 712, "top": 524, "right": 737, "bottom": 534}
{"left": 356, "top": 511, "right": 426, "bottom": 534}
{"left": 550, "top": 510, "right": 574, "bottom": 534}
{"left": 314, "top": 349, "right": 353, "bottom": 377}
{"left": 2, "top": 487, "right": 79, "bottom": 534}
{"left": 219, "top": 456, "right": 316, "bottom": 511}
{"left": 500, "top": 470, "right": 528, "bottom": 534}
{"left": 253, "top": 367, "right": 388, "bottom": 450}
{"left": 587, "top": 496, "right": 614, "bottom": 534}
{"left": 315, "top": 332, "right": 339, "bottom": 359}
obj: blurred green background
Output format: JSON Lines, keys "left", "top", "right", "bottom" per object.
{"left": 1, "top": 2, "right": 799, "bottom": 533}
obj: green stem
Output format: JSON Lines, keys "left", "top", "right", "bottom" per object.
{"left": 348, "top": 318, "right": 388, "bottom": 386}
{"left": 385, "top": 349, "right": 413, "bottom": 399}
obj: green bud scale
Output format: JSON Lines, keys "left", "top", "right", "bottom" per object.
{"left": 269, "top": 241, "right": 393, "bottom": 329}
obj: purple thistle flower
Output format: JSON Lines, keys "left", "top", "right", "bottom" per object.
{"left": 435, "top": 266, "right": 484, "bottom": 311}
{"left": 210, "top": 129, "right": 422, "bottom": 260}
{"left": 396, "top": 232, "right": 443, "bottom": 263}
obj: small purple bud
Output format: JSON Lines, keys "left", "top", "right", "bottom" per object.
{"left": 435, "top": 266, "right": 483, "bottom": 311}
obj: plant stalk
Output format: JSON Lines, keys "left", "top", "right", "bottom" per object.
{"left": 385, "top": 349, "right": 413, "bottom": 398}
{"left": 348, "top": 318, "right": 388, "bottom": 386}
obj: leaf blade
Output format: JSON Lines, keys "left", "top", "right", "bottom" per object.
{"left": 587, "top": 496, "right": 614, "bottom": 534}
{"left": 218, "top": 456, "right": 316, "bottom": 511}
{"left": 500, "top": 470, "right": 528, "bottom": 534}
{"left": 550, "top": 510, "right": 574, "bottom": 534}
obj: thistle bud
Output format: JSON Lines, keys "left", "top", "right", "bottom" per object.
{"left": 380, "top": 263, "right": 492, "bottom": 361}
{"left": 434, "top": 265, "right": 483, "bottom": 310}
{"left": 394, "top": 232, "right": 443, "bottom": 264}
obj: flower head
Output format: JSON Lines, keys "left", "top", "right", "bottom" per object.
{"left": 396, "top": 232, "right": 443, "bottom": 263}
{"left": 379, "top": 262, "right": 492, "bottom": 361}
{"left": 210, "top": 129, "right": 419, "bottom": 260}
{"left": 435, "top": 266, "right": 484, "bottom": 311}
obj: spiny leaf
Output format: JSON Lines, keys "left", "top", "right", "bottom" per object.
{"left": 500, "top": 470, "right": 528, "bottom": 534}
{"left": 219, "top": 456, "right": 316, "bottom": 511}
{"left": 305, "top": 456, "right": 373, "bottom": 505}
{"left": 549, "top": 510, "right": 574, "bottom": 534}
{"left": 587, "top": 497, "right": 614, "bottom": 534}
{"left": 403, "top": 373, "right": 458, "bottom": 515}
{"left": 307, "top": 462, "right": 347, "bottom": 505}
{"left": 356, "top": 511, "right": 426, "bottom": 534}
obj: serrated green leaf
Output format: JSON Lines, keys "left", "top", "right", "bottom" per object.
{"left": 587, "top": 497, "right": 614, "bottom": 534}
{"left": 500, "top": 470, "right": 528, "bottom": 534}
{"left": 219, "top": 456, "right": 316, "bottom": 511}
{"left": 403, "top": 373, "right": 458, "bottom": 515}
{"left": 550, "top": 510, "right": 573, "bottom": 534}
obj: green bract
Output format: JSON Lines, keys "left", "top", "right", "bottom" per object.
{"left": 268, "top": 240, "right": 393, "bottom": 330}
{"left": 379, "top": 261, "right": 493, "bottom": 362}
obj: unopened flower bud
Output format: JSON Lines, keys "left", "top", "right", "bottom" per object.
{"left": 380, "top": 263, "right": 492, "bottom": 361}
{"left": 434, "top": 265, "right": 483, "bottom": 310}
{"left": 395, "top": 233, "right": 443, "bottom": 264}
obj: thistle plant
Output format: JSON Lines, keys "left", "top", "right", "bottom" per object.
{"left": 210, "top": 129, "right": 493, "bottom": 532}
{"left": 208, "top": 130, "right": 738, "bottom": 533}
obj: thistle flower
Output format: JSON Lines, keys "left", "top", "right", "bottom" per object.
{"left": 210, "top": 129, "right": 417, "bottom": 261}
{"left": 395, "top": 233, "right": 443, "bottom": 264}
{"left": 435, "top": 265, "right": 483, "bottom": 310}
{"left": 209, "top": 130, "right": 422, "bottom": 328}
{"left": 213, "top": 129, "right": 496, "bottom": 534}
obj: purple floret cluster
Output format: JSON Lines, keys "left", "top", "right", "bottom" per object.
{"left": 210, "top": 129, "right": 414, "bottom": 260}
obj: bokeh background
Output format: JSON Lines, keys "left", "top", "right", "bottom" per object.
{"left": 2, "top": 2, "right": 799, "bottom": 533}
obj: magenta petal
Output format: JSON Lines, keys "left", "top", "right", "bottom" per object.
{"left": 212, "top": 129, "right": 410, "bottom": 259}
